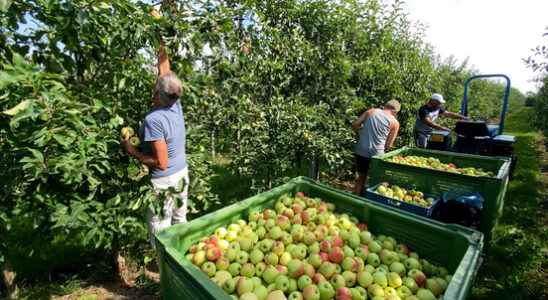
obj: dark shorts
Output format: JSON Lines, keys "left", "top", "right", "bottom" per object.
{"left": 355, "top": 155, "right": 371, "bottom": 175}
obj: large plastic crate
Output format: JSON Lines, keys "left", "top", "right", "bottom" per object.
{"left": 156, "top": 176, "right": 483, "bottom": 300}
{"left": 366, "top": 183, "right": 439, "bottom": 217}
{"left": 368, "top": 146, "right": 510, "bottom": 242}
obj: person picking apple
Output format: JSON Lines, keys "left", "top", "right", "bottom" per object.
{"left": 121, "top": 39, "right": 189, "bottom": 246}
{"left": 414, "top": 93, "right": 468, "bottom": 148}
{"left": 352, "top": 100, "right": 401, "bottom": 195}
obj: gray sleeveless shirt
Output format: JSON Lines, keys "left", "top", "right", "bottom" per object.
{"left": 355, "top": 109, "right": 394, "bottom": 158}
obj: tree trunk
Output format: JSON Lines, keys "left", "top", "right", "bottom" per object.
{"left": 2, "top": 260, "right": 18, "bottom": 299}
{"left": 211, "top": 128, "right": 216, "bottom": 159}
{"left": 308, "top": 156, "right": 319, "bottom": 180}
{"left": 114, "top": 246, "right": 135, "bottom": 287}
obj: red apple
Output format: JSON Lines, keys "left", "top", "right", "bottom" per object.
{"left": 332, "top": 236, "right": 344, "bottom": 248}
{"left": 335, "top": 287, "right": 352, "bottom": 300}
{"left": 329, "top": 247, "right": 344, "bottom": 264}
{"left": 320, "top": 240, "right": 332, "bottom": 253}
{"left": 319, "top": 252, "right": 329, "bottom": 262}
{"left": 206, "top": 246, "right": 222, "bottom": 261}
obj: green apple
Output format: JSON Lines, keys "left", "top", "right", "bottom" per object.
{"left": 254, "top": 285, "right": 269, "bottom": 300}
{"left": 396, "top": 285, "right": 413, "bottom": 298}
{"left": 308, "top": 242, "right": 320, "bottom": 254}
{"left": 223, "top": 277, "right": 236, "bottom": 294}
{"left": 263, "top": 265, "right": 280, "bottom": 284}
{"left": 270, "top": 226, "right": 284, "bottom": 240}
{"left": 308, "top": 253, "right": 323, "bottom": 268}
{"left": 255, "top": 262, "right": 267, "bottom": 277}
{"left": 193, "top": 250, "right": 206, "bottom": 266}
{"left": 280, "top": 252, "right": 292, "bottom": 266}
{"left": 373, "top": 271, "right": 388, "bottom": 288}
{"left": 389, "top": 262, "right": 406, "bottom": 276}
{"left": 342, "top": 245, "right": 355, "bottom": 258}
{"left": 368, "top": 241, "right": 382, "bottom": 254}
{"left": 266, "top": 290, "right": 287, "bottom": 300}
{"left": 298, "top": 275, "right": 313, "bottom": 290}
{"left": 228, "top": 262, "right": 242, "bottom": 276}
{"left": 216, "top": 256, "right": 230, "bottom": 270}
{"left": 317, "top": 281, "right": 335, "bottom": 300}
{"left": 416, "top": 288, "right": 437, "bottom": 300}
{"left": 404, "top": 258, "right": 420, "bottom": 270}
{"left": 350, "top": 286, "right": 367, "bottom": 300}
{"left": 387, "top": 272, "right": 402, "bottom": 288}
{"left": 288, "top": 259, "right": 305, "bottom": 278}
{"left": 265, "top": 253, "right": 279, "bottom": 266}
{"left": 435, "top": 277, "right": 448, "bottom": 291}
{"left": 241, "top": 263, "right": 256, "bottom": 278}
{"left": 330, "top": 274, "right": 345, "bottom": 289}
{"left": 382, "top": 251, "right": 399, "bottom": 266}
{"left": 214, "top": 270, "right": 232, "bottom": 286}
{"left": 201, "top": 261, "right": 216, "bottom": 277}
{"left": 367, "top": 283, "right": 384, "bottom": 298}
{"left": 275, "top": 275, "right": 290, "bottom": 292}
{"left": 288, "top": 291, "right": 303, "bottom": 300}
{"left": 256, "top": 226, "right": 267, "bottom": 239}
{"left": 376, "top": 264, "right": 389, "bottom": 273}
{"left": 260, "top": 239, "right": 274, "bottom": 253}
{"left": 272, "top": 241, "right": 285, "bottom": 256}
{"left": 425, "top": 278, "right": 443, "bottom": 296}
{"left": 240, "top": 292, "right": 259, "bottom": 300}
{"left": 237, "top": 251, "right": 250, "bottom": 264}
{"left": 364, "top": 264, "right": 376, "bottom": 273}
{"left": 237, "top": 277, "right": 255, "bottom": 296}
{"left": 251, "top": 249, "right": 265, "bottom": 264}
{"left": 289, "top": 278, "right": 298, "bottom": 293}
{"left": 357, "top": 271, "right": 373, "bottom": 288}
{"left": 402, "top": 277, "right": 419, "bottom": 293}
{"left": 342, "top": 271, "right": 357, "bottom": 287}
{"left": 360, "top": 231, "right": 373, "bottom": 244}
{"left": 251, "top": 276, "right": 262, "bottom": 288}
{"left": 367, "top": 253, "right": 381, "bottom": 267}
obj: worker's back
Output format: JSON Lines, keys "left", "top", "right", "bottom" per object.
{"left": 355, "top": 108, "right": 393, "bottom": 157}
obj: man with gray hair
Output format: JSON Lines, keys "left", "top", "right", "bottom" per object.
{"left": 352, "top": 100, "right": 401, "bottom": 195}
{"left": 122, "top": 42, "right": 189, "bottom": 245}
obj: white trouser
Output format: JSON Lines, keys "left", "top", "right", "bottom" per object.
{"left": 148, "top": 167, "right": 189, "bottom": 247}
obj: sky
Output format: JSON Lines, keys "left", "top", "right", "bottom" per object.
{"left": 404, "top": 0, "right": 548, "bottom": 94}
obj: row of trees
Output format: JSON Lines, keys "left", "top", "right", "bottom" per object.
{"left": 0, "top": 0, "right": 524, "bottom": 292}
{"left": 525, "top": 28, "right": 548, "bottom": 134}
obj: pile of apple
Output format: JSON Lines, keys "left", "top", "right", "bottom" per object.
{"left": 375, "top": 183, "right": 435, "bottom": 208}
{"left": 185, "top": 192, "right": 452, "bottom": 300}
{"left": 388, "top": 155, "right": 494, "bottom": 177}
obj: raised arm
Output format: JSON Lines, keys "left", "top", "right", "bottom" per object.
{"left": 158, "top": 41, "right": 170, "bottom": 77}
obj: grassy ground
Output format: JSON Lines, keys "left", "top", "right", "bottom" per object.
{"left": 10, "top": 107, "right": 547, "bottom": 300}
{"left": 471, "top": 107, "right": 548, "bottom": 300}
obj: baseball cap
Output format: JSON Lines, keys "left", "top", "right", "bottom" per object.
{"left": 431, "top": 93, "right": 445, "bottom": 104}
{"left": 385, "top": 99, "right": 401, "bottom": 112}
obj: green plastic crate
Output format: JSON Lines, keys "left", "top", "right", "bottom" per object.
{"left": 368, "top": 146, "right": 511, "bottom": 242}
{"left": 156, "top": 176, "right": 483, "bottom": 300}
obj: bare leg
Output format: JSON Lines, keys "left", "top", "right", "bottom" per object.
{"left": 354, "top": 173, "right": 367, "bottom": 196}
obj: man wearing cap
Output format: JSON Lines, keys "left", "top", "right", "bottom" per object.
{"left": 352, "top": 100, "right": 401, "bottom": 195}
{"left": 414, "top": 93, "right": 467, "bottom": 148}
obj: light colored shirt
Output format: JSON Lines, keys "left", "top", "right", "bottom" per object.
{"left": 355, "top": 109, "right": 395, "bottom": 157}
{"left": 140, "top": 100, "right": 187, "bottom": 178}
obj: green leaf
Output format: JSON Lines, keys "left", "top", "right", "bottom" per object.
{"left": 3, "top": 99, "right": 31, "bottom": 116}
